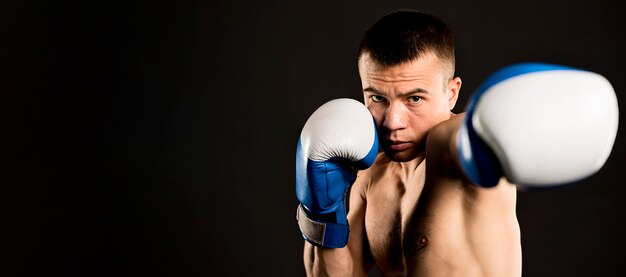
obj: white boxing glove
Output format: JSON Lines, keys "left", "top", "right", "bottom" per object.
{"left": 295, "top": 98, "right": 379, "bottom": 247}
{"left": 458, "top": 63, "right": 618, "bottom": 188}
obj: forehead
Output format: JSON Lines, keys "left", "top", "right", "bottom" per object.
{"left": 359, "top": 51, "right": 444, "bottom": 79}
{"left": 358, "top": 52, "right": 445, "bottom": 83}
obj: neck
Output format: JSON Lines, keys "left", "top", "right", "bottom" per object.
{"left": 398, "top": 153, "right": 425, "bottom": 172}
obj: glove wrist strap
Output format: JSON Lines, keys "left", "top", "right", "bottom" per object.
{"left": 296, "top": 204, "right": 349, "bottom": 248}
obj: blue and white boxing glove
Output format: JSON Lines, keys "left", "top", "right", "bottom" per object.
{"left": 295, "top": 98, "right": 378, "bottom": 248}
{"left": 458, "top": 63, "right": 619, "bottom": 188}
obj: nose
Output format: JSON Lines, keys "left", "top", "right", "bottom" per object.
{"left": 383, "top": 101, "right": 407, "bottom": 131}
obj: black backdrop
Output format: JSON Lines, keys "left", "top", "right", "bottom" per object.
{"left": 4, "top": 0, "right": 626, "bottom": 276}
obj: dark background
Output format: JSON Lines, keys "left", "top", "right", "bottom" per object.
{"left": 3, "top": 0, "right": 625, "bottom": 276}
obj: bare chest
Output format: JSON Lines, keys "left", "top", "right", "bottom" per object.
{"left": 363, "top": 165, "right": 426, "bottom": 272}
{"left": 363, "top": 169, "right": 520, "bottom": 276}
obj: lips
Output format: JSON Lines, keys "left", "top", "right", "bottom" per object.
{"left": 386, "top": 140, "right": 411, "bottom": 151}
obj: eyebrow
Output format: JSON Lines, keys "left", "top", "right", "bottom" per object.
{"left": 363, "top": 87, "right": 430, "bottom": 97}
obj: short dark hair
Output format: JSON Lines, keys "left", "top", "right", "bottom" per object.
{"left": 358, "top": 10, "right": 455, "bottom": 78}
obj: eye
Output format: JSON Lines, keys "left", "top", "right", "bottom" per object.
{"left": 408, "top": 96, "right": 422, "bottom": 103}
{"left": 370, "top": 95, "right": 385, "bottom": 103}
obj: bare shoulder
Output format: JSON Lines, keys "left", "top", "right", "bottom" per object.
{"left": 425, "top": 113, "right": 465, "bottom": 179}
{"left": 427, "top": 113, "right": 465, "bottom": 148}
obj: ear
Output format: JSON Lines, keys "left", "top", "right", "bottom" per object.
{"left": 446, "top": 77, "right": 462, "bottom": 110}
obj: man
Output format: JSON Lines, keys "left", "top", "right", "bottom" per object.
{"left": 295, "top": 10, "right": 617, "bottom": 276}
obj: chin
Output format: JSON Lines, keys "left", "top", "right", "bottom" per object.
{"left": 384, "top": 149, "right": 419, "bottom": 162}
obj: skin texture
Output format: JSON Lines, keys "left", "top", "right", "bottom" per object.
{"left": 303, "top": 52, "right": 521, "bottom": 276}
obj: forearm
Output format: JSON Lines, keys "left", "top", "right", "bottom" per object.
{"left": 304, "top": 242, "right": 354, "bottom": 277}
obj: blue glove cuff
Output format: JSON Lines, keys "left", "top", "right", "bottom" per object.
{"left": 457, "top": 112, "right": 503, "bottom": 188}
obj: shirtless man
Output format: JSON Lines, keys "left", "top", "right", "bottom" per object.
{"left": 295, "top": 11, "right": 618, "bottom": 276}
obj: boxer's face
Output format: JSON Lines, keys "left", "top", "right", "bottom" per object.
{"left": 359, "top": 51, "right": 461, "bottom": 162}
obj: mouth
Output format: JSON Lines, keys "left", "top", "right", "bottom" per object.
{"left": 386, "top": 140, "right": 412, "bottom": 151}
